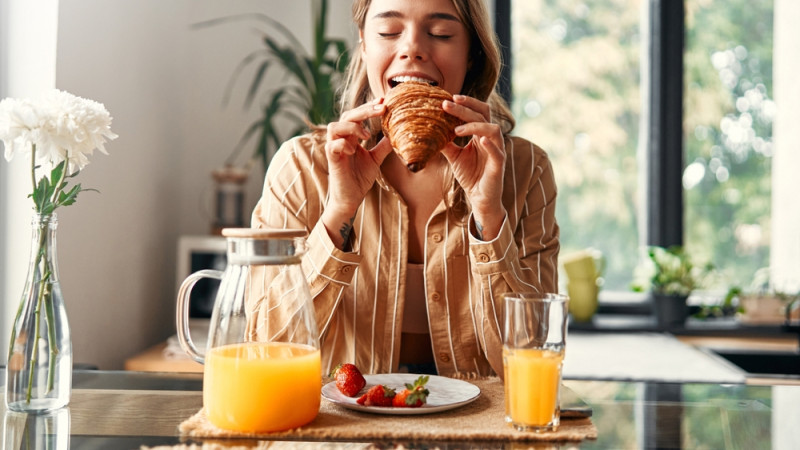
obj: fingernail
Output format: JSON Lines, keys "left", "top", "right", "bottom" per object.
{"left": 443, "top": 100, "right": 453, "bottom": 107}
{"left": 373, "top": 103, "right": 385, "bottom": 110}
{"left": 455, "top": 125, "right": 465, "bottom": 134}
{"left": 453, "top": 95, "right": 465, "bottom": 101}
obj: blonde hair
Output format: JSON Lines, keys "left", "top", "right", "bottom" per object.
{"left": 339, "top": 0, "right": 515, "bottom": 142}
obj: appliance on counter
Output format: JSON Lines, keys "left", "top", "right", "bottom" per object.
{"left": 176, "top": 235, "right": 226, "bottom": 318}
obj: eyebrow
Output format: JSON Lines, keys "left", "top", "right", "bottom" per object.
{"left": 371, "top": 10, "right": 461, "bottom": 23}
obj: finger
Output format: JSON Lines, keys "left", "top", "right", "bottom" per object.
{"left": 440, "top": 142, "right": 463, "bottom": 163}
{"left": 454, "top": 122, "right": 503, "bottom": 143}
{"left": 444, "top": 95, "right": 491, "bottom": 122}
{"left": 442, "top": 100, "right": 486, "bottom": 124}
{"left": 479, "top": 135, "right": 505, "bottom": 161}
{"left": 369, "top": 137, "right": 394, "bottom": 165}
{"left": 339, "top": 97, "right": 386, "bottom": 123}
{"left": 452, "top": 94, "right": 491, "bottom": 117}
{"left": 327, "top": 121, "right": 371, "bottom": 141}
{"left": 325, "top": 138, "right": 359, "bottom": 159}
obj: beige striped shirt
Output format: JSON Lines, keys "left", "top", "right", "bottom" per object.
{"left": 249, "top": 133, "right": 559, "bottom": 377}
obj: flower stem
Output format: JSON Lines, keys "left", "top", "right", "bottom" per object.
{"left": 27, "top": 268, "right": 50, "bottom": 403}
{"left": 45, "top": 282, "right": 59, "bottom": 391}
{"left": 30, "top": 143, "right": 37, "bottom": 195}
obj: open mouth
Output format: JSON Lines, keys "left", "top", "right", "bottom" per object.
{"left": 389, "top": 76, "right": 438, "bottom": 88}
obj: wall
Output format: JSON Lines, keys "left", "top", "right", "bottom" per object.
{"left": 0, "top": 0, "right": 61, "bottom": 368}
{"left": 1, "top": 0, "right": 355, "bottom": 369}
{"left": 771, "top": 0, "right": 800, "bottom": 292}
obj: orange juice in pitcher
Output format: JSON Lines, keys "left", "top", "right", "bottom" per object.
{"left": 176, "top": 229, "right": 321, "bottom": 433}
{"left": 204, "top": 342, "right": 321, "bottom": 432}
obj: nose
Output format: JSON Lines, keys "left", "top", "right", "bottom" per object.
{"left": 398, "top": 30, "right": 427, "bottom": 61}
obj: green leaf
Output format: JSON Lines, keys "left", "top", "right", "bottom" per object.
{"left": 244, "top": 60, "right": 272, "bottom": 108}
{"left": 49, "top": 161, "right": 66, "bottom": 188}
{"left": 222, "top": 49, "right": 270, "bottom": 107}
{"left": 57, "top": 184, "right": 83, "bottom": 207}
{"left": 200, "top": 0, "right": 348, "bottom": 172}
{"left": 192, "top": 12, "right": 306, "bottom": 53}
{"left": 263, "top": 37, "right": 312, "bottom": 90}
{"left": 32, "top": 176, "right": 52, "bottom": 213}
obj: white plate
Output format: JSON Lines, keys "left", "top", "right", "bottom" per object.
{"left": 322, "top": 373, "right": 481, "bottom": 415}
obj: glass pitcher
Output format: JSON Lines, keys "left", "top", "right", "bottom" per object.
{"left": 176, "top": 228, "right": 320, "bottom": 433}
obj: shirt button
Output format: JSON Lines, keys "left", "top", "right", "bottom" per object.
{"left": 478, "top": 253, "right": 490, "bottom": 263}
{"left": 431, "top": 233, "right": 443, "bottom": 243}
{"left": 430, "top": 292, "right": 441, "bottom": 302}
{"left": 341, "top": 265, "right": 352, "bottom": 274}
{"left": 439, "top": 353, "right": 451, "bottom": 363}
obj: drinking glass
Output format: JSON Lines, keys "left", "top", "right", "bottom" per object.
{"left": 502, "top": 292, "right": 569, "bottom": 432}
{"left": 177, "top": 228, "right": 320, "bottom": 433}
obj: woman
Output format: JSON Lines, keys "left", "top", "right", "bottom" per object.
{"left": 248, "top": 0, "right": 559, "bottom": 378}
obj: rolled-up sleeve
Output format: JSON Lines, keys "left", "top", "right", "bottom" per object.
{"left": 248, "top": 136, "right": 362, "bottom": 340}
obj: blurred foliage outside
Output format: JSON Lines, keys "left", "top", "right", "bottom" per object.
{"left": 684, "top": 0, "right": 773, "bottom": 289}
{"left": 511, "top": 0, "right": 774, "bottom": 293}
{"left": 512, "top": 0, "right": 645, "bottom": 292}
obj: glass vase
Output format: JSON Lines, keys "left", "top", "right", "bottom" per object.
{"left": 5, "top": 213, "right": 72, "bottom": 413}
{"left": 3, "top": 409, "right": 71, "bottom": 448}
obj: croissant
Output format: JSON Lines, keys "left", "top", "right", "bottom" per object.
{"left": 381, "top": 81, "right": 462, "bottom": 172}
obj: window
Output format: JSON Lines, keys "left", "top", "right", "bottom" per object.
{"left": 684, "top": 0, "right": 774, "bottom": 289}
{"left": 498, "top": 0, "right": 797, "bottom": 298}
{"left": 504, "top": 0, "right": 645, "bottom": 292}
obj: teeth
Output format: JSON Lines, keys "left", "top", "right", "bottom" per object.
{"left": 391, "top": 76, "right": 435, "bottom": 85}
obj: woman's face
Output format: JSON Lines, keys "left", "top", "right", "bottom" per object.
{"left": 361, "top": 0, "right": 471, "bottom": 99}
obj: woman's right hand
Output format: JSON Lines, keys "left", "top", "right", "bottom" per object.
{"left": 322, "top": 98, "right": 393, "bottom": 249}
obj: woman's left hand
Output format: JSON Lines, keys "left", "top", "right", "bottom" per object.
{"left": 441, "top": 95, "right": 506, "bottom": 240}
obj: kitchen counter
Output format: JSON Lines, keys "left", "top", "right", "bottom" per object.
{"left": 1, "top": 370, "right": 798, "bottom": 448}
{"left": 563, "top": 332, "right": 748, "bottom": 383}
{"left": 571, "top": 313, "right": 800, "bottom": 339}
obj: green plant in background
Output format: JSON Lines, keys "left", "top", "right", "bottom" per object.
{"left": 632, "top": 246, "right": 713, "bottom": 297}
{"left": 730, "top": 267, "right": 800, "bottom": 311}
{"left": 195, "top": 0, "right": 350, "bottom": 171}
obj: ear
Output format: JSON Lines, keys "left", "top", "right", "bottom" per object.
{"left": 359, "top": 30, "right": 366, "bottom": 56}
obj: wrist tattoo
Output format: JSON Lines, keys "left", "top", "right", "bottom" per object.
{"left": 475, "top": 220, "right": 485, "bottom": 240}
{"left": 339, "top": 216, "right": 355, "bottom": 251}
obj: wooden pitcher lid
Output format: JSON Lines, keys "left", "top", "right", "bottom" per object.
{"left": 221, "top": 228, "right": 307, "bottom": 239}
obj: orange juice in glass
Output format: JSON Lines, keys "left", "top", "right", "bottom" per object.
{"left": 204, "top": 341, "right": 321, "bottom": 432}
{"left": 502, "top": 293, "right": 568, "bottom": 432}
{"left": 503, "top": 347, "right": 564, "bottom": 429}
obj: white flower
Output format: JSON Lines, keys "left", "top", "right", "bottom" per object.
{"left": 2, "top": 90, "right": 117, "bottom": 402}
{"left": 0, "top": 89, "right": 117, "bottom": 174}
{"left": 0, "top": 97, "right": 45, "bottom": 162}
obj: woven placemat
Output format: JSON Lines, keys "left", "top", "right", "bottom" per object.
{"left": 178, "top": 377, "right": 597, "bottom": 443}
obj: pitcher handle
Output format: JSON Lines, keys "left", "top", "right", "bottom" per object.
{"left": 176, "top": 269, "right": 223, "bottom": 364}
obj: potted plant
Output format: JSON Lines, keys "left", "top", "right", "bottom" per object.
{"left": 735, "top": 268, "right": 800, "bottom": 324}
{"left": 632, "top": 245, "right": 712, "bottom": 328}
{"left": 194, "top": 0, "right": 350, "bottom": 172}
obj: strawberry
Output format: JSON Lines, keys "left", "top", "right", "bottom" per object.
{"left": 331, "top": 363, "right": 367, "bottom": 397}
{"left": 356, "top": 384, "right": 396, "bottom": 407}
{"left": 392, "top": 375, "right": 430, "bottom": 407}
